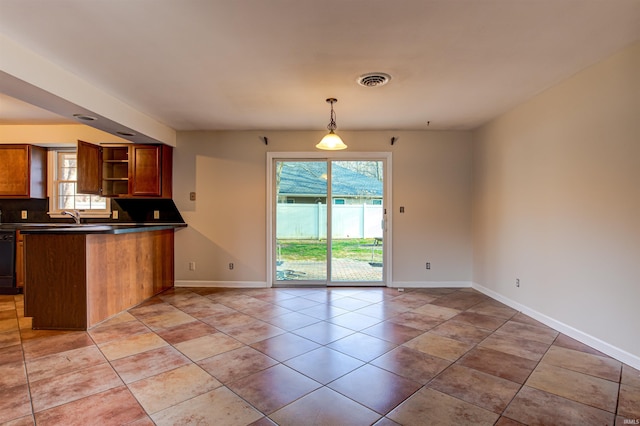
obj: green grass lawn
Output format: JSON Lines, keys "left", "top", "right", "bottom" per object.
{"left": 277, "top": 238, "right": 382, "bottom": 262}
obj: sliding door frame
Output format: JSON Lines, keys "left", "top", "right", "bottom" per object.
{"left": 266, "top": 151, "right": 392, "bottom": 287}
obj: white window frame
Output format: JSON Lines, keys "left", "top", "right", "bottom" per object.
{"left": 266, "top": 151, "right": 392, "bottom": 288}
{"left": 47, "top": 149, "right": 112, "bottom": 219}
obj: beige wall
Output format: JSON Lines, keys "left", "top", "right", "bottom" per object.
{"left": 173, "top": 130, "right": 473, "bottom": 286}
{"left": 472, "top": 42, "right": 640, "bottom": 360}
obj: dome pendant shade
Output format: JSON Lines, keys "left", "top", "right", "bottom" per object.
{"left": 316, "top": 130, "right": 347, "bottom": 150}
{"left": 317, "top": 98, "right": 347, "bottom": 150}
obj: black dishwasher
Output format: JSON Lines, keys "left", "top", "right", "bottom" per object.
{"left": 0, "top": 230, "right": 18, "bottom": 294}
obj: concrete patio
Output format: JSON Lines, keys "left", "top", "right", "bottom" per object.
{"left": 276, "top": 259, "right": 384, "bottom": 282}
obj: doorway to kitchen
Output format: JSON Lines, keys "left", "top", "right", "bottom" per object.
{"left": 267, "top": 152, "right": 391, "bottom": 287}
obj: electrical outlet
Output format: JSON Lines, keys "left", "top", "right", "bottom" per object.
{"left": 21, "top": 210, "right": 27, "bottom": 219}
{"left": 426, "top": 262, "right": 431, "bottom": 270}
{"left": 189, "top": 262, "right": 196, "bottom": 271}
{"left": 112, "top": 210, "right": 118, "bottom": 220}
{"left": 516, "top": 278, "right": 520, "bottom": 287}
{"left": 229, "top": 263, "right": 234, "bottom": 270}
{"left": 189, "top": 192, "right": 196, "bottom": 201}
{"left": 153, "top": 210, "right": 160, "bottom": 219}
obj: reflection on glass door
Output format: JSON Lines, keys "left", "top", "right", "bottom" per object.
{"left": 331, "top": 161, "right": 384, "bottom": 283}
{"left": 274, "top": 159, "right": 385, "bottom": 285}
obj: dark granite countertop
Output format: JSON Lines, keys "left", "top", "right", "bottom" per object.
{"left": 5, "top": 223, "right": 187, "bottom": 234}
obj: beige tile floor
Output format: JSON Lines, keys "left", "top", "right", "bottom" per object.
{"left": 1, "top": 287, "right": 639, "bottom": 425}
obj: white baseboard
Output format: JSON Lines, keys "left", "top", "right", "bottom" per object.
{"left": 390, "top": 281, "right": 472, "bottom": 289}
{"left": 175, "top": 280, "right": 268, "bottom": 288}
{"left": 472, "top": 282, "right": 640, "bottom": 370}
{"left": 177, "top": 280, "right": 472, "bottom": 289}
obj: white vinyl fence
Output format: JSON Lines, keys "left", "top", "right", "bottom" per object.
{"left": 277, "top": 203, "right": 383, "bottom": 239}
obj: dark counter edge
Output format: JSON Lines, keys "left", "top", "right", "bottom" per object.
{"left": 16, "top": 223, "right": 187, "bottom": 235}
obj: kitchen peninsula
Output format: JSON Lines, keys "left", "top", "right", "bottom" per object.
{"left": 22, "top": 223, "right": 185, "bottom": 330}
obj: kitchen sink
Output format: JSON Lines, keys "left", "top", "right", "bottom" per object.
{"left": 50, "top": 225, "right": 114, "bottom": 232}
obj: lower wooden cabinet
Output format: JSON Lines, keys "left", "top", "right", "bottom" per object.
{"left": 15, "top": 231, "right": 24, "bottom": 290}
{"left": 24, "top": 229, "right": 174, "bottom": 329}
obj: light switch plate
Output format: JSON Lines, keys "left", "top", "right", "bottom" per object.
{"left": 190, "top": 192, "right": 196, "bottom": 201}
{"left": 153, "top": 210, "right": 160, "bottom": 219}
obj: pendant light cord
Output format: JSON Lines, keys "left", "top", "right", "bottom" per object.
{"left": 327, "top": 99, "right": 337, "bottom": 132}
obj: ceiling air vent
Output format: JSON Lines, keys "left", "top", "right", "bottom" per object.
{"left": 357, "top": 72, "right": 391, "bottom": 87}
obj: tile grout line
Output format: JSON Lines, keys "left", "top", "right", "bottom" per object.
{"left": 15, "top": 294, "right": 37, "bottom": 425}
{"left": 86, "top": 319, "right": 153, "bottom": 423}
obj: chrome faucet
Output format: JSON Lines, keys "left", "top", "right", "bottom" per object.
{"left": 62, "top": 210, "right": 81, "bottom": 224}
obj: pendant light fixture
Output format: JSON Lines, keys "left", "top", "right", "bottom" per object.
{"left": 316, "top": 98, "right": 347, "bottom": 150}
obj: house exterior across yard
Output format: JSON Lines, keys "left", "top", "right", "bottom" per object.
{"left": 277, "top": 161, "right": 383, "bottom": 205}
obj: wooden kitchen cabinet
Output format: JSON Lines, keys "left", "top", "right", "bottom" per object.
{"left": 130, "top": 144, "right": 172, "bottom": 197}
{"left": 77, "top": 140, "right": 172, "bottom": 198}
{"left": 0, "top": 144, "right": 47, "bottom": 198}
{"left": 76, "top": 140, "right": 104, "bottom": 195}
{"left": 101, "top": 144, "right": 130, "bottom": 196}
{"left": 24, "top": 229, "right": 174, "bottom": 329}
{"left": 15, "top": 230, "right": 24, "bottom": 290}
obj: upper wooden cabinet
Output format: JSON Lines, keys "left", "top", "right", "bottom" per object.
{"left": 0, "top": 144, "right": 47, "bottom": 198}
{"left": 77, "top": 141, "right": 102, "bottom": 195}
{"left": 77, "top": 141, "right": 172, "bottom": 198}
{"left": 130, "top": 144, "right": 172, "bottom": 197}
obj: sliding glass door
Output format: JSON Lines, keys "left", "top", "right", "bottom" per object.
{"left": 275, "top": 161, "right": 328, "bottom": 283}
{"left": 273, "top": 158, "right": 386, "bottom": 286}
{"left": 330, "top": 161, "right": 384, "bottom": 283}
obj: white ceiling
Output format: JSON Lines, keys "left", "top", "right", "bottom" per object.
{"left": 1, "top": 0, "right": 639, "bottom": 132}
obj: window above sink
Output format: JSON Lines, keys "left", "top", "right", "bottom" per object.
{"left": 48, "top": 149, "right": 111, "bottom": 219}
